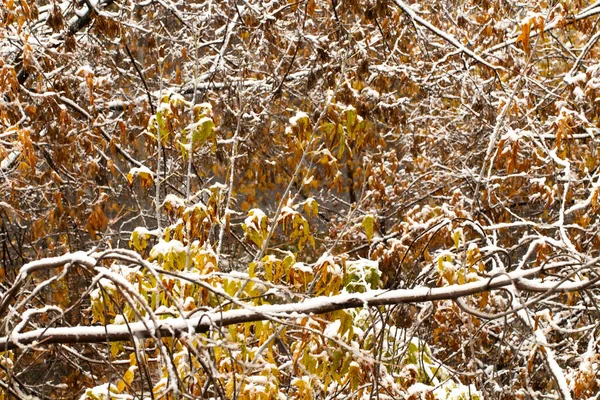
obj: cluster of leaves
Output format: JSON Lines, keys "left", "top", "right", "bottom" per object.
{"left": 2, "top": 0, "right": 600, "bottom": 399}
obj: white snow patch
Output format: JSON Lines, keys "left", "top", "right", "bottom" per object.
{"left": 564, "top": 71, "right": 587, "bottom": 85}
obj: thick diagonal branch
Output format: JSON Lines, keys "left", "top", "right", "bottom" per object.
{"left": 2, "top": 263, "right": 597, "bottom": 351}
{"left": 391, "top": 0, "right": 497, "bottom": 70}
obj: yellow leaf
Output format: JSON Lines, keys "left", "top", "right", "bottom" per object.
{"left": 126, "top": 166, "right": 155, "bottom": 188}
{"left": 453, "top": 229, "right": 461, "bottom": 251}
{"left": 117, "top": 365, "right": 137, "bottom": 392}
{"left": 361, "top": 214, "right": 375, "bottom": 242}
{"left": 191, "top": 116, "right": 215, "bottom": 148}
{"left": 303, "top": 197, "right": 319, "bottom": 220}
{"left": 242, "top": 208, "right": 269, "bottom": 247}
{"left": 130, "top": 227, "right": 152, "bottom": 252}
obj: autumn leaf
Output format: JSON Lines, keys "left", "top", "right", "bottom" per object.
{"left": 191, "top": 116, "right": 215, "bottom": 148}
{"left": 126, "top": 166, "right": 155, "bottom": 188}
{"left": 516, "top": 21, "right": 531, "bottom": 54}
{"left": 361, "top": 214, "right": 375, "bottom": 242}
{"left": 242, "top": 208, "right": 270, "bottom": 247}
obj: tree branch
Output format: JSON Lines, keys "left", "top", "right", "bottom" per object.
{"left": 2, "top": 257, "right": 597, "bottom": 351}
{"left": 391, "top": 0, "right": 497, "bottom": 70}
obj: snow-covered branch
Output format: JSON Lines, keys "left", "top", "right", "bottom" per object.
{"left": 391, "top": 0, "right": 497, "bottom": 70}
{"left": 1, "top": 254, "right": 597, "bottom": 351}
{"left": 0, "top": 251, "right": 97, "bottom": 318}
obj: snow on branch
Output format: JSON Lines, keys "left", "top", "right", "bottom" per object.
{"left": 483, "top": 2, "right": 600, "bottom": 55}
{"left": 0, "top": 251, "right": 97, "bottom": 318}
{"left": 391, "top": 0, "right": 497, "bottom": 70}
{"left": 1, "top": 251, "right": 598, "bottom": 351}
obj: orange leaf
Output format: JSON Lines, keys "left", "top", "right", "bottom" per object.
{"left": 516, "top": 22, "right": 531, "bottom": 54}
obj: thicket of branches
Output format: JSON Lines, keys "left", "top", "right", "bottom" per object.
{"left": 2, "top": 0, "right": 600, "bottom": 398}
